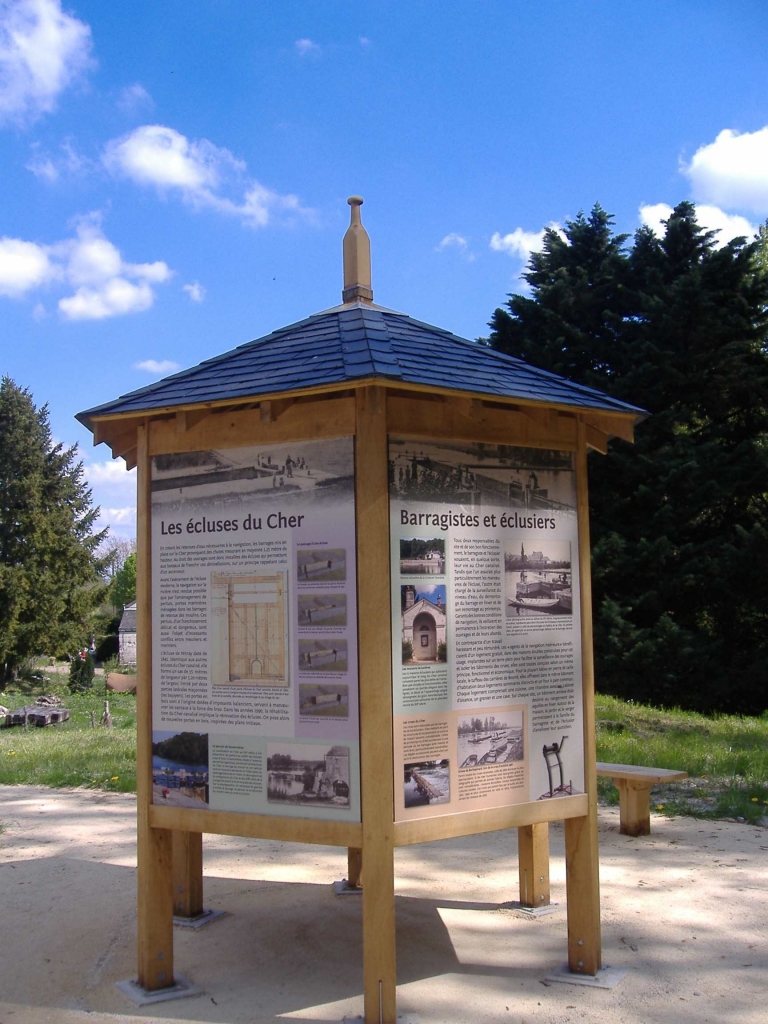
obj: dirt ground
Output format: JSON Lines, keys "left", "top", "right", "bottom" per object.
{"left": 0, "top": 786, "right": 765, "bottom": 1024}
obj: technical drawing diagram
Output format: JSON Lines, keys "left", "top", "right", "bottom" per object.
{"left": 211, "top": 572, "right": 289, "bottom": 686}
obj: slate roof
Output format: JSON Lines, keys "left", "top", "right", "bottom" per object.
{"left": 119, "top": 601, "right": 137, "bottom": 633}
{"left": 77, "top": 302, "right": 644, "bottom": 425}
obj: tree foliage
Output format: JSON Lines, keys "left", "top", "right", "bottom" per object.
{"left": 109, "top": 552, "right": 136, "bottom": 609}
{"left": 490, "top": 203, "right": 768, "bottom": 714}
{"left": 0, "top": 378, "right": 110, "bottom": 678}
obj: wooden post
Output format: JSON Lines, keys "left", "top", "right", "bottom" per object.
{"left": 347, "top": 846, "right": 363, "bottom": 889}
{"left": 518, "top": 823, "right": 550, "bottom": 908}
{"left": 356, "top": 386, "right": 397, "bottom": 1024}
{"left": 172, "top": 831, "right": 204, "bottom": 917}
{"left": 564, "top": 421, "right": 601, "bottom": 976}
{"left": 616, "top": 780, "right": 652, "bottom": 836}
{"left": 135, "top": 422, "right": 175, "bottom": 990}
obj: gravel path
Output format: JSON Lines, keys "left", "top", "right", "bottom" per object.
{"left": 0, "top": 786, "right": 765, "bottom": 1023}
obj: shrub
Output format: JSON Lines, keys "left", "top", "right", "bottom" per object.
{"left": 437, "top": 641, "right": 447, "bottom": 662}
{"left": 402, "top": 640, "right": 413, "bottom": 663}
{"left": 69, "top": 653, "right": 95, "bottom": 693}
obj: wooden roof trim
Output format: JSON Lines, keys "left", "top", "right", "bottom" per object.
{"left": 86, "top": 377, "right": 640, "bottom": 445}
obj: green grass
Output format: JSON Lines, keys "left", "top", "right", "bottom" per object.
{"left": 0, "top": 680, "right": 136, "bottom": 792}
{"left": 596, "top": 694, "right": 768, "bottom": 825}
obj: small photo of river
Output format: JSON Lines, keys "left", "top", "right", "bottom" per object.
{"left": 266, "top": 743, "right": 350, "bottom": 808}
{"left": 505, "top": 540, "right": 572, "bottom": 617}
{"left": 400, "top": 537, "right": 445, "bottom": 575}
{"left": 152, "top": 730, "right": 209, "bottom": 807}
{"left": 457, "top": 712, "right": 524, "bottom": 769}
{"left": 403, "top": 759, "right": 450, "bottom": 807}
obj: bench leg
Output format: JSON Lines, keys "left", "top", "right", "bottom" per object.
{"left": 616, "top": 779, "right": 652, "bottom": 836}
{"left": 347, "top": 846, "right": 362, "bottom": 889}
{"left": 518, "top": 823, "right": 550, "bottom": 907}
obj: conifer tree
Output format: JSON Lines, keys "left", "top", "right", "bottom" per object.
{"left": 490, "top": 203, "right": 768, "bottom": 714}
{"left": 0, "top": 378, "right": 109, "bottom": 678}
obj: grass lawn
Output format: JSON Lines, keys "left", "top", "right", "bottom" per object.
{"left": 596, "top": 693, "right": 768, "bottom": 825}
{"left": 0, "top": 676, "right": 765, "bottom": 826}
{"left": 0, "top": 679, "right": 136, "bottom": 792}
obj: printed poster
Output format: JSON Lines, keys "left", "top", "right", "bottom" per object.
{"left": 389, "top": 437, "right": 584, "bottom": 822}
{"left": 150, "top": 437, "right": 360, "bottom": 823}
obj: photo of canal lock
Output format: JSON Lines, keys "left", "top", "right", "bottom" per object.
{"left": 457, "top": 712, "right": 524, "bottom": 769}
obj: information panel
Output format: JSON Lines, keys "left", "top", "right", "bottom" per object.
{"left": 151, "top": 436, "right": 360, "bottom": 823}
{"left": 389, "top": 437, "right": 584, "bottom": 822}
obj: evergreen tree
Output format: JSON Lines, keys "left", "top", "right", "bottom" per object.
{"left": 490, "top": 203, "right": 768, "bottom": 714}
{"left": 0, "top": 378, "right": 110, "bottom": 678}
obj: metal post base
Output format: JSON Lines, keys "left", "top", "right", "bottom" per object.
{"left": 115, "top": 976, "right": 201, "bottom": 1005}
{"left": 543, "top": 963, "right": 629, "bottom": 988}
{"left": 173, "top": 907, "right": 227, "bottom": 929}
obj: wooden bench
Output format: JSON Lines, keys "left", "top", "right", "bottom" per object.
{"left": 597, "top": 762, "right": 688, "bottom": 836}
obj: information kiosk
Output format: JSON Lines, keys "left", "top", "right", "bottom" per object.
{"left": 77, "top": 198, "right": 643, "bottom": 1022}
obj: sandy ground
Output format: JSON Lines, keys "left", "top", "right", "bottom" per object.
{"left": 0, "top": 787, "right": 765, "bottom": 1024}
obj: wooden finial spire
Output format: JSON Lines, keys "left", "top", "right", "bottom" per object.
{"left": 342, "top": 196, "right": 373, "bottom": 303}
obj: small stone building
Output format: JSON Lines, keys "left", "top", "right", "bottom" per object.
{"left": 402, "top": 587, "right": 447, "bottom": 661}
{"left": 118, "top": 601, "right": 137, "bottom": 665}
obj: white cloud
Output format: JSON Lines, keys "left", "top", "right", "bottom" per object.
{"left": 295, "top": 38, "right": 320, "bottom": 55}
{"left": 117, "top": 82, "right": 153, "bottom": 114}
{"left": 134, "top": 358, "right": 180, "bottom": 374}
{"left": 490, "top": 223, "right": 562, "bottom": 264}
{"left": 0, "top": 214, "right": 172, "bottom": 318}
{"left": 359, "top": 36, "right": 371, "bottom": 47}
{"left": 0, "top": 235, "right": 54, "bottom": 295}
{"left": 436, "top": 233, "right": 468, "bottom": 251}
{"left": 435, "top": 232, "right": 476, "bottom": 262}
{"left": 0, "top": 0, "right": 94, "bottom": 125}
{"left": 26, "top": 137, "right": 90, "bottom": 181}
{"left": 183, "top": 281, "right": 205, "bottom": 302}
{"left": 103, "top": 123, "right": 310, "bottom": 228}
{"left": 86, "top": 458, "right": 137, "bottom": 487}
{"left": 105, "top": 506, "right": 136, "bottom": 526}
{"left": 60, "top": 278, "right": 154, "bottom": 320}
{"left": 684, "top": 127, "right": 768, "bottom": 215}
{"left": 639, "top": 202, "right": 755, "bottom": 246}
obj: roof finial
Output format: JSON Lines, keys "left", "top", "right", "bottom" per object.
{"left": 342, "top": 196, "right": 373, "bottom": 304}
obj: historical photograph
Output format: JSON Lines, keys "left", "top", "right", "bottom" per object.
{"left": 505, "top": 539, "right": 572, "bottom": 617}
{"left": 389, "top": 438, "right": 575, "bottom": 510}
{"left": 151, "top": 437, "right": 354, "bottom": 513}
{"left": 298, "top": 638, "right": 348, "bottom": 672}
{"left": 399, "top": 537, "right": 445, "bottom": 575}
{"left": 457, "top": 711, "right": 524, "bottom": 769}
{"left": 210, "top": 571, "right": 289, "bottom": 685}
{"left": 297, "top": 548, "right": 346, "bottom": 582}
{"left": 299, "top": 683, "right": 349, "bottom": 718}
{"left": 401, "top": 583, "right": 447, "bottom": 664}
{"left": 152, "top": 730, "right": 209, "bottom": 807}
{"left": 403, "top": 759, "right": 450, "bottom": 807}
{"left": 266, "top": 743, "right": 350, "bottom": 808}
{"left": 298, "top": 592, "right": 347, "bottom": 627}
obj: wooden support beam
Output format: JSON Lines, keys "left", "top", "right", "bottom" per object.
{"left": 172, "top": 831, "right": 204, "bottom": 918}
{"left": 124, "top": 447, "right": 138, "bottom": 471}
{"left": 175, "top": 411, "right": 187, "bottom": 434}
{"left": 260, "top": 400, "right": 272, "bottom": 423}
{"left": 564, "top": 420, "right": 601, "bottom": 976}
{"left": 615, "top": 780, "right": 652, "bottom": 837}
{"left": 356, "top": 385, "right": 397, "bottom": 1024}
{"left": 387, "top": 393, "right": 578, "bottom": 449}
{"left": 347, "top": 847, "right": 363, "bottom": 889}
{"left": 149, "top": 395, "right": 355, "bottom": 456}
{"left": 135, "top": 422, "right": 175, "bottom": 991}
{"left": 518, "top": 823, "right": 550, "bottom": 908}
{"left": 582, "top": 412, "right": 636, "bottom": 444}
{"left": 585, "top": 424, "right": 609, "bottom": 454}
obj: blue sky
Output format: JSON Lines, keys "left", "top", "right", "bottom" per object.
{"left": 2, "top": 0, "right": 768, "bottom": 542}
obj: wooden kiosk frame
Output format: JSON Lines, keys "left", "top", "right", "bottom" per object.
{"left": 79, "top": 199, "right": 639, "bottom": 1022}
